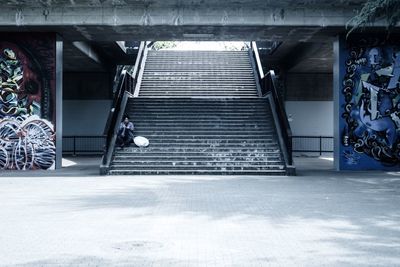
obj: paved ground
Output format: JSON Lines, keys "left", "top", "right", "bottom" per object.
{"left": 0, "top": 156, "right": 400, "bottom": 266}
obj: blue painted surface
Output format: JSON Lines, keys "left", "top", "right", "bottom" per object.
{"left": 339, "top": 37, "right": 400, "bottom": 170}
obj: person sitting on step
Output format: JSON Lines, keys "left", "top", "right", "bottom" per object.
{"left": 116, "top": 115, "right": 134, "bottom": 148}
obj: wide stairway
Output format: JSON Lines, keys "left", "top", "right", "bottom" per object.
{"left": 108, "top": 49, "right": 287, "bottom": 175}
{"left": 138, "top": 50, "right": 258, "bottom": 97}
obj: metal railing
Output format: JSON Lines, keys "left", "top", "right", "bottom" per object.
{"left": 292, "top": 136, "right": 334, "bottom": 155}
{"left": 100, "top": 41, "right": 148, "bottom": 174}
{"left": 63, "top": 136, "right": 105, "bottom": 156}
{"left": 250, "top": 41, "right": 293, "bottom": 167}
{"left": 62, "top": 135, "right": 333, "bottom": 156}
{"left": 262, "top": 70, "right": 293, "bottom": 165}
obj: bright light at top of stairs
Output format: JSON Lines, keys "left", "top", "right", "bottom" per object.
{"left": 164, "top": 41, "right": 247, "bottom": 51}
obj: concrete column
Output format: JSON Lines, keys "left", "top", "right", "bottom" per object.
{"left": 56, "top": 36, "right": 63, "bottom": 169}
{"left": 333, "top": 35, "right": 341, "bottom": 170}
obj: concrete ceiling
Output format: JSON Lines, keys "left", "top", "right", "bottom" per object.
{"left": 288, "top": 42, "right": 333, "bottom": 73}
{"left": 0, "top": 25, "right": 349, "bottom": 42}
{"left": 4, "top": 0, "right": 368, "bottom": 8}
{"left": 1, "top": 0, "right": 391, "bottom": 44}
{"left": 0, "top": 0, "right": 374, "bottom": 39}
{"left": 63, "top": 42, "right": 106, "bottom": 72}
{"left": 63, "top": 39, "right": 333, "bottom": 73}
{"left": 0, "top": 0, "right": 379, "bottom": 74}
{"left": 259, "top": 40, "right": 333, "bottom": 74}
{"left": 63, "top": 41, "right": 136, "bottom": 72}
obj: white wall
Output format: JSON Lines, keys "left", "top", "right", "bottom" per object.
{"left": 285, "top": 101, "right": 333, "bottom": 136}
{"left": 63, "top": 100, "right": 333, "bottom": 137}
{"left": 63, "top": 100, "right": 112, "bottom": 136}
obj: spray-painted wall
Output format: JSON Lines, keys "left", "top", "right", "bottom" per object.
{"left": 0, "top": 33, "right": 57, "bottom": 170}
{"left": 338, "top": 37, "right": 400, "bottom": 170}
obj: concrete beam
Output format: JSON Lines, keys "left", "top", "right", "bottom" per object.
{"left": 116, "top": 41, "right": 127, "bottom": 53}
{"left": 281, "top": 42, "right": 326, "bottom": 72}
{"left": 0, "top": 6, "right": 360, "bottom": 28}
{"left": 72, "top": 41, "right": 108, "bottom": 67}
{"left": 0, "top": 0, "right": 368, "bottom": 8}
{"left": 1, "top": 5, "right": 396, "bottom": 42}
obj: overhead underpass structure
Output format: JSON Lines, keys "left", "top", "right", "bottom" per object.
{"left": 2, "top": 0, "right": 399, "bottom": 173}
{"left": 101, "top": 42, "right": 294, "bottom": 175}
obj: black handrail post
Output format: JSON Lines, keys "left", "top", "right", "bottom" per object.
{"left": 73, "top": 136, "right": 76, "bottom": 157}
{"left": 319, "top": 136, "right": 322, "bottom": 156}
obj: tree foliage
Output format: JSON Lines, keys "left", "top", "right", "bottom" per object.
{"left": 346, "top": 0, "right": 400, "bottom": 38}
{"left": 152, "top": 41, "right": 177, "bottom": 50}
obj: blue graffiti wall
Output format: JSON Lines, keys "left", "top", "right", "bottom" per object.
{"left": 339, "top": 37, "right": 400, "bottom": 170}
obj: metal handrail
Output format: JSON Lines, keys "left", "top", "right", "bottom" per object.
{"left": 133, "top": 41, "right": 149, "bottom": 97}
{"left": 265, "top": 70, "right": 293, "bottom": 165}
{"left": 252, "top": 41, "right": 264, "bottom": 79}
{"left": 101, "top": 70, "right": 127, "bottom": 165}
{"left": 62, "top": 135, "right": 333, "bottom": 156}
{"left": 100, "top": 41, "right": 147, "bottom": 173}
{"left": 131, "top": 42, "right": 145, "bottom": 87}
{"left": 250, "top": 42, "right": 294, "bottom": 167}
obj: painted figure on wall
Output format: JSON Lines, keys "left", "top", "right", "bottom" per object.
{"left": 340, "top": 38, "right": 400, "bottom": 169}
{"left": 0, "top": 35, "right": 56, "bottom": 170}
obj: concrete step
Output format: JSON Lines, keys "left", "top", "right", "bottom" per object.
{"left": 120, "top": 146, "right": 280, "bottom": 151}
{"left": 131, "top": 129, "right": 274, "bottom": 133}
{"left": 119, "top": 140, "right": 279, "bottom": 145}
{"left": 110, "top": 165, "right": 285, "bottom": 171}
{"left": 143, "top": 71, "right": 254, "bottom": 74}
{"left": 113, "top": 156, "right": 282, "bottom": 161}
{"left": 145, "top": 67, "right": 252, "bottom": 69}
{"left": 108, "top": 169, "right": 286, "bottom": 176}
{"left": 140, "top": 80, "right": 256, "bottom": 83}
{"left": 114, "top": 146, "right": 280, "bottom": 152}
{"left": 138, "top": 94, "right": 259, "bottom": 97}
{"left": 121, "top": 139, "right": 279, "bottom": 144}
{"left": 140, "top": 86, "right": 257, "bottom": 89}
{"left": 142, "top": 82, "right": 254, "bottom": 86}
{"left": 113, "top": 157, "right": 283, "bottom": 162}
{"left": 113, "top": 154, "right": 282, "bottom": 159}
{"left": 114, "top": 152, "right": 281, "bottom": 158}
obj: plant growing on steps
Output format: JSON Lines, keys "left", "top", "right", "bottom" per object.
{"left": 346, "top": 0, "right": 400, "bottom": 39}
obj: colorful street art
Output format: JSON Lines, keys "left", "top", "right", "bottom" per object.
{"left": 340, "top": 37, "right": 400, "bottom": 170}
{"left": 0, "top": 34, "right": 56, "bottom": 170}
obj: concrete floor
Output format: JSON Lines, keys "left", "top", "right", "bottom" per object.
{"left": 0, "top": 156, "right": 399, "bottom": 266}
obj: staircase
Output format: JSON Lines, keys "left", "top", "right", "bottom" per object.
{"left": 138, "top": 50, "right": 259, "bottom": 97}
{"left": 107, "top": 49, "right": 288, "bottom": 175}
{"left": 109, "top": 98, "right": 286, "bottom": 175}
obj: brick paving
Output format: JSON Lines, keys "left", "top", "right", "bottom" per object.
{"left": 0, "top": 157, "right": 399, "bottom": 266}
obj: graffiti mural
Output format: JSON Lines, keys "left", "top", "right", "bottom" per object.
{"left": 340, "top": 37, "right": 400, "bottom": 170}
{"left": 0, "top": 34, "right": 56, "bottom": 170}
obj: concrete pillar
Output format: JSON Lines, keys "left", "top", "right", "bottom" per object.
{"left": 333, "top": 36, "right": 341, "bottom": 170}
{"left": 334, "top": 34, "right": 400, "bottom": 171}
{"left": 0, "top": 33, "right": 60, "bottom": 170}
{"left": 56, "top": 36, "right": 63, "bottom": 169}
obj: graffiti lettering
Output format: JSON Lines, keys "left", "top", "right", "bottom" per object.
{"left": 0, "top": 36, "right": 56, "bottom": 171}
